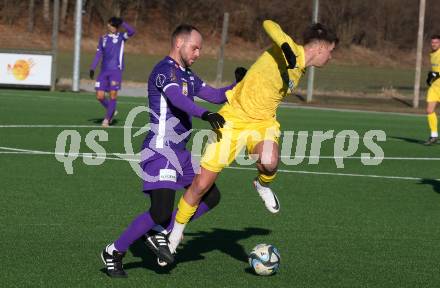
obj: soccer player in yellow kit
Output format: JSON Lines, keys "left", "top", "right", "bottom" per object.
{"left": 425, "top": 34, "right": 440, "bottom": 145}
{"left": 157, "top": 20, "right": 338, "bottom": 257}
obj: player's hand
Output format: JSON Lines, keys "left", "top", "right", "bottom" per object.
{"left": 426, "top": 71, "right": 439, "bottom": 86}
{"left": 89, "top": 70, "right": 94, "bottom": 80}
{"left": 201, "top": 111, "right": 225, "bottom": 130}
{"left": 234, "top": 67, "right": 247, "bottom": 83}
{"left": 281, "top": 42, "right": 296, "bottom": 69}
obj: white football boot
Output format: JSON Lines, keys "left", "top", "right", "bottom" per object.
{"left": 253, "top": 178, "right": 280, "bottom": 213}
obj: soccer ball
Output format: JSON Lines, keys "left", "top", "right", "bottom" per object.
{"left": 248, "top": 244, "right": 280, "bottom": 276}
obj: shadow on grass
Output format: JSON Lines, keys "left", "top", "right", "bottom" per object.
{"left": 119, "top": 227, "right": 270, "bottom": 274}
{"left": 418, "top": 179, "right": 440, "bottom": 194}
{"left": 177, "top": 227, "right": 271, "bottom": 264}
{"left": 388, "top": 136, "right": 425, "bottom": 144}
{"left": 87, "top": 118, "right": 119, "bottom": 125}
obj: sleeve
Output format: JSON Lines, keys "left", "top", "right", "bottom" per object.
{"left": 90, "top": 37, "right": 103, "bottom": 70}
{"left": 155, "top": 68, "right": 207, "bottom": 118}
{"left": 197, "top": 84, "right": 234, "bottom": 104}
{"left": 122, "top": 22, "right": 135, "bottom": 40}
{"left": 163, "top": 85, "right": 207, "bottom": 118}
{"left": 262, "top": 20, "right": 293, "bottom": 48}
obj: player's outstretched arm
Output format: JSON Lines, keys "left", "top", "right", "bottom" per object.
{"left": 122, "top": 21, "right": 135, "bottom": 39}
{"left": 263, "top": 20, "right": 296, "bottom": 69}
{"left": 164, "top": 85, "right": 207, "bottom": 117}
{"left": 263, "top": 20, "right": 290, "bottom": 48}
{"left": 197, "top": 85, "right": 233, "bottom": 104}
{"left": 195, "top": 67, "right": 246, "bottom": 104}
{"left": 163, "top": 85, "right": 225, "bottom": 129}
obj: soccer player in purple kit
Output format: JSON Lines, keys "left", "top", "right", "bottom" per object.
{"left": 101, "top": 24, "right": 237, "bottom": 278}
{"left": 89, "top": 17, "right": 135, "bottom": 127}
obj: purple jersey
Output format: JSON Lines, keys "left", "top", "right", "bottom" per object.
{"left": 140, "top": 56, "right": 233, "bottom": 190}
{"left": 90, "top": 22, "right": 135, "bottom": 72}
{"left": 144, "top": 56, "right": 206, "bottom": 151}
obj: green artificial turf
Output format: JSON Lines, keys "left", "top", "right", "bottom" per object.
{"left": 0, "top": 89, "right": 439, "bottom": 287}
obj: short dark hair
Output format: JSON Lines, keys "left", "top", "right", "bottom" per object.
{"left": 171, "top": 24, "right": 201, "bottom": 45}
{"left": 108, "top": 17, "right": 122, "bottom": 28}
{"left": 431, "top": 34, "right": 440, "bottom": 40}
{"left": 303, "top": 23, "right": 339, "bottom": 45}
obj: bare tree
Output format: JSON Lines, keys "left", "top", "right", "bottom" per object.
{"left": 133, "top": 0, "right": 141, "bottom": 27}
{"left": 18, "top": 0, "right": 438, "bottom": 54}
{"left": 43, "top": 0, "right": 50, "bottom": 24}
{"left": 28, "top": 0, "right": 35, "bottom": 32}
{"left": 3, "top": 0, "right": 23, "bottom": 26}
{"left": 59, "top": 0, "right": 69, "bottom": 32}
{"left": 86, "top": 0, "right": 96, "bottom": 35}
{"left": 112, "top": 0, "right": 121, "bottom": 17}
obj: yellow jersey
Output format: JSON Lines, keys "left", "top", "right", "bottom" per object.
{"left": 225, "top": 20, "right": 306, "bottom": 121}
{"left": 430, "top": 48, "right": 440, "bottom": 73}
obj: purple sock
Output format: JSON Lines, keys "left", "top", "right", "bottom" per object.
{"left": 114, "top": 212, "right": 156, "bottom": 252}
{"left": 105, "top": 99, "right": 117, "bottom": 120}
{"left": 166, "top": 202, "right": 211, "bottom": 233}
{"left": 98, "top": 98, "right": 108, "bottom": 109}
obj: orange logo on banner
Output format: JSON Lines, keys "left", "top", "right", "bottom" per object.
{"left": 7, "top": 59, "right": 35, "bottom": 81}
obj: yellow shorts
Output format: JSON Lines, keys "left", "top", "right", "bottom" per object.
{"left": 200, "top": 104, "right": 281, "bottom": 173}
{"left": 427, "top": 81, "right": 440, "bottom": 102}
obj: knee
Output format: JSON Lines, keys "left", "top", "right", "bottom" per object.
{"left": 110, "top": 92, "right": 118, "bottom": 100}
{"left": 191, "top": 176, "right": 213, "bottom": 198}
{"left": 427, "top": 108, "right": 435, "bottom": 115}
{"left": 260, "top": 156, "right": 279, "bottom": 175}
{"left": 96, "top": 92, "right": 104, "bottom": 101}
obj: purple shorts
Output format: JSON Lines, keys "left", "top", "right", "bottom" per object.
{"left": 140, "top": 148, "right": 197, "bottom": 192}
{"left": 95, "top": 70, "right": 122, "bottom": 91}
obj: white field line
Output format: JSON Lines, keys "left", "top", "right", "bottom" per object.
{"left": 0, "top": 146, "right": 438, "bottom": 182}
{"left": 0, "top": 150, "right": 437, "bottom": 161}
{"left": 0, "top": 93, "right": 145, "bottom": 105}
{"left": 0, "top": 124, "right": 145, "bottom": 129}
{"left": 0, "top": 146, "right": 439, "bottom": 161}
{"left": 279, "top": 102, "right": 426, "bottom": 117}
{"left": 0, "top": 124, "right": 425, "bottom": 144}
{"left": 0, "top": 91, "right": 425, "bottom": 117}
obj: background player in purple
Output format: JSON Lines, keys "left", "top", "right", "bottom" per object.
{"left": 101, "top": 24, "right": 237, "bottom": 278}
{"left": 89, "top": 17, "right": 135, "bottom": 127}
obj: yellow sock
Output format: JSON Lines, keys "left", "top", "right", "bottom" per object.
{"left": 427, "top": 112, "right": 438, "bottom": 137}
{"left": 175, "top": 197, "right": 198, "bottom": 224}
{"left": 258, "top": 173, "right": 276, "bottom": 185}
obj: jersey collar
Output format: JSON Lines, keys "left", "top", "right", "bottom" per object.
{"left": 166, "top": 56, "right": 189, "bottom": 72}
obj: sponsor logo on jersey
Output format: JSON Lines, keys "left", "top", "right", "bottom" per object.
{"left": 182, "top": 82, "right": 188, "bottom": 96}
{"left": 159, "top": 169, "right": 177, "bottom": 182}
{"left": 170, "top": 69, "right": 177, "bottom": 82}
{"left": 155, "top": 74, "right": 166, "bottom": 87}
